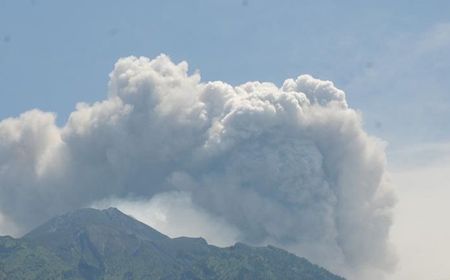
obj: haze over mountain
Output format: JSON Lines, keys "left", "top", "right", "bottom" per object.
{"left": 0, "top": 208, "right": 344, "bottom": 280}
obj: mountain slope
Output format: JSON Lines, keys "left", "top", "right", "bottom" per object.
{"left": 0, "top": 208, "right": 345, "bottom": 280}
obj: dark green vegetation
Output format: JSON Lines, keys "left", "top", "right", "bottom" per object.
{"left": 0, "top": 208, "right": 345, "bottom": 280}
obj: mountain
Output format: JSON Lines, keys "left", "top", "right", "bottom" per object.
{"left": 0, "top": 208, "right": 345, "bottom": 280}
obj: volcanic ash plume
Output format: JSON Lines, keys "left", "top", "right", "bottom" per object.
{"left": 0, "top": 54, "right": 396, "bottom": 278}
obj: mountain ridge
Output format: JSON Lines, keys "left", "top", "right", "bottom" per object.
{"left": 0, "top": 207, "right": 345, "bottom": 280}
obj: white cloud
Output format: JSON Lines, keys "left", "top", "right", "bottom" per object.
{"left": 0, "top": 54, "right": 395, "bottom": 278}
{"left": 388, "top": 142, "right": 450, "bottom": 280}
{"left": 93, "top": 191, "right": 240, "bottom": 247}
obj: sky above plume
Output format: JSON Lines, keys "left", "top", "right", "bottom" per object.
{"left": 1, "top": 1, "right": 450, "bottom": 280}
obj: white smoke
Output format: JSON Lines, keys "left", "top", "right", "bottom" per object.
{"left": 0, "top": 54, "right": 396, "bottom": 278}
{"left": 92, "top": 191, "right": 240, "bottom": 247}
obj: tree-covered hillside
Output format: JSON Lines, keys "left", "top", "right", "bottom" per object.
{"left": 0, "top": 208, "right": 345, "bottom": 280}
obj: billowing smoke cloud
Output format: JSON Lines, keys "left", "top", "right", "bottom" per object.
{"left": 0, "top": 54, "right": 396, "bottom": 278}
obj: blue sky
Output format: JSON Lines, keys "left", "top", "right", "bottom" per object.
{"left": 1, "top": 0, "right": 450, "bottom": 147}
{"left": 1, "top": 1, "right": 450, "bottom": 279}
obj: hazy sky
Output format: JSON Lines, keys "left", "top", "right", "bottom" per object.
{"left": 1, "top": 1, "right": 450, "bottom": 279}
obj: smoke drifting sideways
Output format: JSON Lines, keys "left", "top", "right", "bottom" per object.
{"left": 0, "top": 54, "right": 396, "bottom": 278}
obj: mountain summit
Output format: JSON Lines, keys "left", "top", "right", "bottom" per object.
{"left": 0, "top": 208, "right": 345, "bottom": 280}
